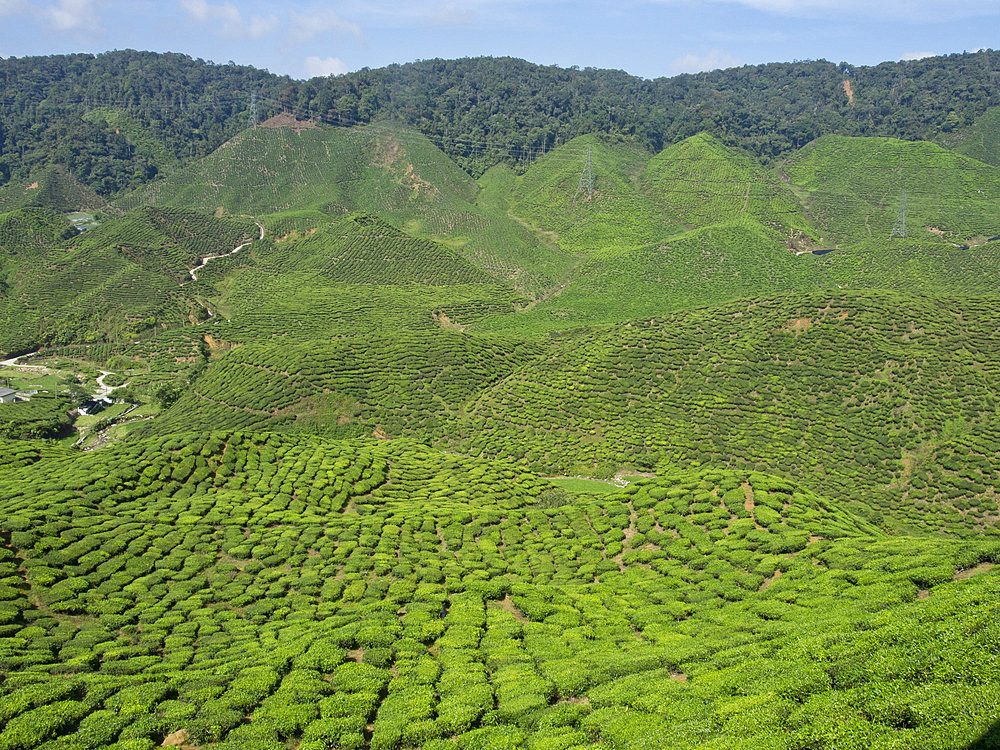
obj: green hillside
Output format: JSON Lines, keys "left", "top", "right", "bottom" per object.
{"left": 144, "top": 332, "right": 542, "bottom": 442}
{"left": 508, "top": 134, "right": 675, "bottom": 255}
{"left": 7, "top": 67, "right": 1000, "bottom": 750}
{"left": 784, "top": 134, "right": 1000, "bottom": 244}
{"left": 462, "top": 290, "right": 1000, "bottom": 536}
{"left": 949, "top": 106, "right": 1000, "bottom": 167}
{"left": 478, "top": 219, "right": 824, "bottom": 335}
{"left": 643, "top": 133, "right": 820, "bottom": 246}
{"left": 0, "top": 208, "right": 77, "bottom": 260}
{"left": 0, "top": 430, "right": 996, "bottom": 749}
{"left": 118, "top": 120, "right": 575, "bottom": 298}
{"left": 0, "top": 209, "right": 257, "bottom": 355}
{"left": 0, "top": 165, "right": 104, "bottom": 214}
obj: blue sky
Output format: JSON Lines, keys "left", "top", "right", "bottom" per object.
{"left": 0, "top": 0, "right": 997, "bottom": 80}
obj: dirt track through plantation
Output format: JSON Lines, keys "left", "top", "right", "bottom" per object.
{"left": 187, "top": 220, "right": 265, "bottom": 282}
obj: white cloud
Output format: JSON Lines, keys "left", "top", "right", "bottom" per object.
{"left": 667, "top": 49, "right": 743, "bottom": 75}
{"left": 179, "top": 0, "right": 278, "bottom": 39}
{"left": 43, "top": 0, "right": 101, "bottom": 32}
{"left": 288, "top": 8, "right": 362, "bottom": 43}
{"left": 648, "top": 0, "right": 999, "bottom": 20}
{"left": 900, "top": 51, "right": 936, "bottom": 61}
{"left": 0, "top": 0, "right": 26, "bottom": 15}
{"left": 303, "top": 55, "right": 348, "bottom": 78}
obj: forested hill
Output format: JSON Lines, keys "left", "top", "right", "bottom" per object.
{"left": 3, "top": 48, "right": 999, "bottom": 193}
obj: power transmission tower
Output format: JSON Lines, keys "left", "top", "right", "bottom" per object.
{"left": 890, "top": 190, "right": 907, "bottom": 238}
{"left": 574, "top": 145, "right": 594, "bottom": 202}
{"left": 248, "top": 91, "right": 258, "bottom": 127}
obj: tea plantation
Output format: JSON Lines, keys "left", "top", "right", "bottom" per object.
{"left": 3, "top": 114, "right": 1000, "bottom": 749}
{"left": 0, "top": 432, "right": 997, "bottom": 750}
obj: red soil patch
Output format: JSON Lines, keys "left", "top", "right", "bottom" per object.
{"left": 499, "top": 595, "right": 528, "bottom": 622}
{"left": 842, "top": 80, "right": 855, "bottom": 106}
{"left": 759, "top": 568, "right": 782, "bottom": 591}
{"left": 783, "top": 317, "right": 813, "bottom": 335}
{"left": 160, "top": 729, "right": 198, "bottom": 749}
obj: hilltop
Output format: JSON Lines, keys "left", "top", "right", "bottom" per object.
{"left": 4, "top": 50, "right": 1000, "bottom": 195}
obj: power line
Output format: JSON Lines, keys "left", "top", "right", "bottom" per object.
{"left": 891, "top": 191, "right": 908, "bottom": 238}
{"left": 574, "top": 145, "right": 594, "bottom": 202}
{"left": 248, "top": 91, "right": 258, "bottom": 128}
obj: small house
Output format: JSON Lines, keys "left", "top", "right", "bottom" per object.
{"left": 0, "top": 387, "right": 18, "bottom": 403}
{"left": 78, "top": 397, "right": 112, "bottom": 415}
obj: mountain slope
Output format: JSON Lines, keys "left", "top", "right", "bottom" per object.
{"left": 462, "top": 290, "right": 1000, "bottom": 536}
{"left": 118, "top": 120, "right": 575, "bottom": 297}
{"left": 784, "top": 134, "right": 1000, "bottom": 243}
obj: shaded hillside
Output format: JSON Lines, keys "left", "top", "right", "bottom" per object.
{"left": 949, "top": 106, "right": 1000, "bottom": 166}
{"left": 784, "top": 135, "right": 1000, "bottom": 243}
{"left": 0, "top": 209, "right": 257, "bottom": 355}
{"left": 0, "top": 165, "right": 103, "bottom": 214}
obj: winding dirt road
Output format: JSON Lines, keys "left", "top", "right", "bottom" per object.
{"left": 188, "top": 220, "right": 265, "bottom": 282}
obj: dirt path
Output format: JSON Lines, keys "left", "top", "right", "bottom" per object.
{"left": 187, "top": 220, "right": 265, "bottom": 282}
{"left": 95, "top": 370, "right": 129, "bottom": 399}
{"left": 741, "top": 182, "right": 751, "bottom": 214}
{"left": 0, "top": 352, "right": 50, "bottom": 372}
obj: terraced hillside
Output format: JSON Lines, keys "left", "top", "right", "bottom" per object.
{"left": 145, "top": 332, "right": 543, "bottom": 442}
{"left": 0, "top": 208, "right": 258, "bottom": 356}
{"left": 784, "top": 135, "right": 1000, "bottom": 244}
{"left": 118, "top": 119, "right": 575, "bottom": 298}
{"left": 949, "top": 106, "right": 1000, "bottom": 167}
{"left": 0, "top": 165, "right": 104, "bottom": 214}
{"left": 0, "top": 431, "right": 997, "bottom": 750}
{"left": 462, "top": 291, "right": 1000, "bottom": 536}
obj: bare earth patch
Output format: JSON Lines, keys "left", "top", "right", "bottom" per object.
{"left": 160, "top": 728, "right": 198, "bottom": 749}
{"left": 783, "top": 317, "right": 813, "bottom": 335}
{"left": 25, "top": 182, "right": 38, "bottom": 190}
{"left": 499, "top": 595, "right": 529, "bottom": 622}
{"left": 954, "top": 562, "right": 994, "bottom": 580}
{"left": 759, "top": 568, "right": 782, "bottom": 591}
{"left": 842, "top": 79, "right": 855, "bottom": 106}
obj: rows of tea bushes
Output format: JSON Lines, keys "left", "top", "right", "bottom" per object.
{"left": 478, "top": 219, "right": 824, "bottom": 336}
{"left": 116, "top": 122, "right": 571, "bottom": 299}
{"left": 145, "top": 332, "right": 543, "bottom": 442}
{"left": 0, "top": 165, "right": 104, "bottom": 215}
{"left": 72, "top": 207, "right": 257, "bottom": 284}
{"left": 462, "top": 290, "right": 1000, "bottom": 536}
{"left": 0, "top": 208, "right": 76, "bottom": 259}
{"left": 258, "top": 214, "right": 493, "bottom": 286}
{"left": 207, "top": 279, "right": 530, "bottom": 343}
{"left": 0, "top": 431, "right": 997, "bottom": 748}
{"left": 0, "top": 206, "right": 255, "bottom": 354}
{"left": 642, "top": 133, "right": 820, "bottom": 241}
{"left": 784, "top": 135, "right": 1000, "bottom": 244}
{"left": 0, "top": 394, "right": 73, "bottom": 441}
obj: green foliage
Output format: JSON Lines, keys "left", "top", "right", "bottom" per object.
{"left": 0, "top": 430, "right": 996, "bottom": 748}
